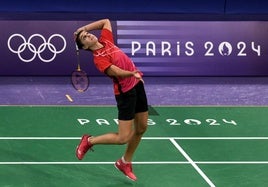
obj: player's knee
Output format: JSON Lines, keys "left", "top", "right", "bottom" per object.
{"left": 117, "top": 136, "right": 131, "bottom": 145}
{"left": 136, "top": 124, "right": 147, "bottom": 135}
{"left": 117, "top": 138, "right": 128, "bottom": 145}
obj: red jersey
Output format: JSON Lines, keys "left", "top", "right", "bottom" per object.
{"left": 93, "top": 29, "right": 141, "bottom": 95}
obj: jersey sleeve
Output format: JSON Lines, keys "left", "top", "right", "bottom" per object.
{"left": 101, "top": 29, "right": 114, "bottom": 44}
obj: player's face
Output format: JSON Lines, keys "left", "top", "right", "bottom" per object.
{"left": 79, "top": 31, "right": 98, "bottom": 50}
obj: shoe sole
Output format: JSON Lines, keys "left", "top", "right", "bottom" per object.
{"left": 76, "top": 146, "right": 83, "bottom": 160}
{"left": 114, "top": 163, "right": 137, "bottom": 181}
{"left": 76, "top": 135, "right": 89, "bottom": 160}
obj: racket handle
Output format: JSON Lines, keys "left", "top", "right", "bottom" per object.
{"left": 75, "top": 44, "right": 80, "bottom": 51}
{"left": 75, "top": 43, "right": 81, "bottom": 71}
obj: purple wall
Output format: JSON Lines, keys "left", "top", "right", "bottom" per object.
{"left": 0, "top": 20, "right": 267, "bottom": 76}
{"left": 118, "top": 21, "right": 268, "bottom": 76}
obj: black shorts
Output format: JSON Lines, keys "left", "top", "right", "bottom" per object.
{"left": 115, "top": 81, "right": 148, "bottom": 120}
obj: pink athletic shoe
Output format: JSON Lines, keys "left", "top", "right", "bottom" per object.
{"left": 115, "top": 158, "right": 137, "bottom": 181}
{"left": 76, "top": 134, "right": 93, "bottom": 160}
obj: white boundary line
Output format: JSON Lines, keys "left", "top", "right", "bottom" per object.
{"left": 170, "top": 138, "right": 215, "bottom": 187}
{"left": 0, "top": 136, "right": 268, "bottom": 140}
{"left": 1, "top": 105, "right": 268, "bottom": 107}
{"left": 0, "top": 161, "right": 268, "bottom": 165}
{"left": 1, "top": 137, "right": 268, "bottom": 165}
{"left": 144, "top": 137, "right": 268, "bottom": 140}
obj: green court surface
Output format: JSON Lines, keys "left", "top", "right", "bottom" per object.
{"left": 0, "top": 106, "right": 268, "bottom": 187}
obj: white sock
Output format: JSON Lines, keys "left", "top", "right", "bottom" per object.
{"left": 122, "top": 156, "right": 130, "bottom": 164}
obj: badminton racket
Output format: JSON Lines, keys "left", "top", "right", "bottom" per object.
{"left": 71, "top": 44, "right": 89, "bottom": 92}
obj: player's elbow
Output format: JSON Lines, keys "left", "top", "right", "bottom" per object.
{"left": 105, "top": 65, "right": 124, "bottom": 77}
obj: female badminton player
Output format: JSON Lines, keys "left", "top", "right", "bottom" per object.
{"left": 74, "top": 19, "right": 148, "bottom": 181}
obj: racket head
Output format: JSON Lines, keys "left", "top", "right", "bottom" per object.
{"left": 71, "top": 69, "right": 89, "bottom": 92}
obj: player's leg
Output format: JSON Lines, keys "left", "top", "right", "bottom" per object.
{"left": 123, "top": 81, "right": 148, "bottom": 162}
{"left": 115, "top": 82, "right": 148, "bottom": 181}
{"left": 114, "top": 111, "right": 148, "bottom": 181}
{"left": 76, "top": 119, "right": 134, "bottom": 160}
{"left": 123, "top": 111, "right": 148, "bottom": 162}
{"left": 89, "top": 119, "right": 133, "bottom": 145}
{"left": 76, "top": 85, "right": 136, "bottom": 160}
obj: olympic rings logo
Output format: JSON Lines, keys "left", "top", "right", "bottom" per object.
{"left": 7, "top": 33, "right": 66, "bottom": 63}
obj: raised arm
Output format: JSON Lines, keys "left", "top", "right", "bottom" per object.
{"left": 75, "top": 19, "right": 112, "bottom": 35}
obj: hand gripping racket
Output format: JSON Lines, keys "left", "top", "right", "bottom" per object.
{"left": 71, "top": 44, "right": 89, "bottom": 92}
